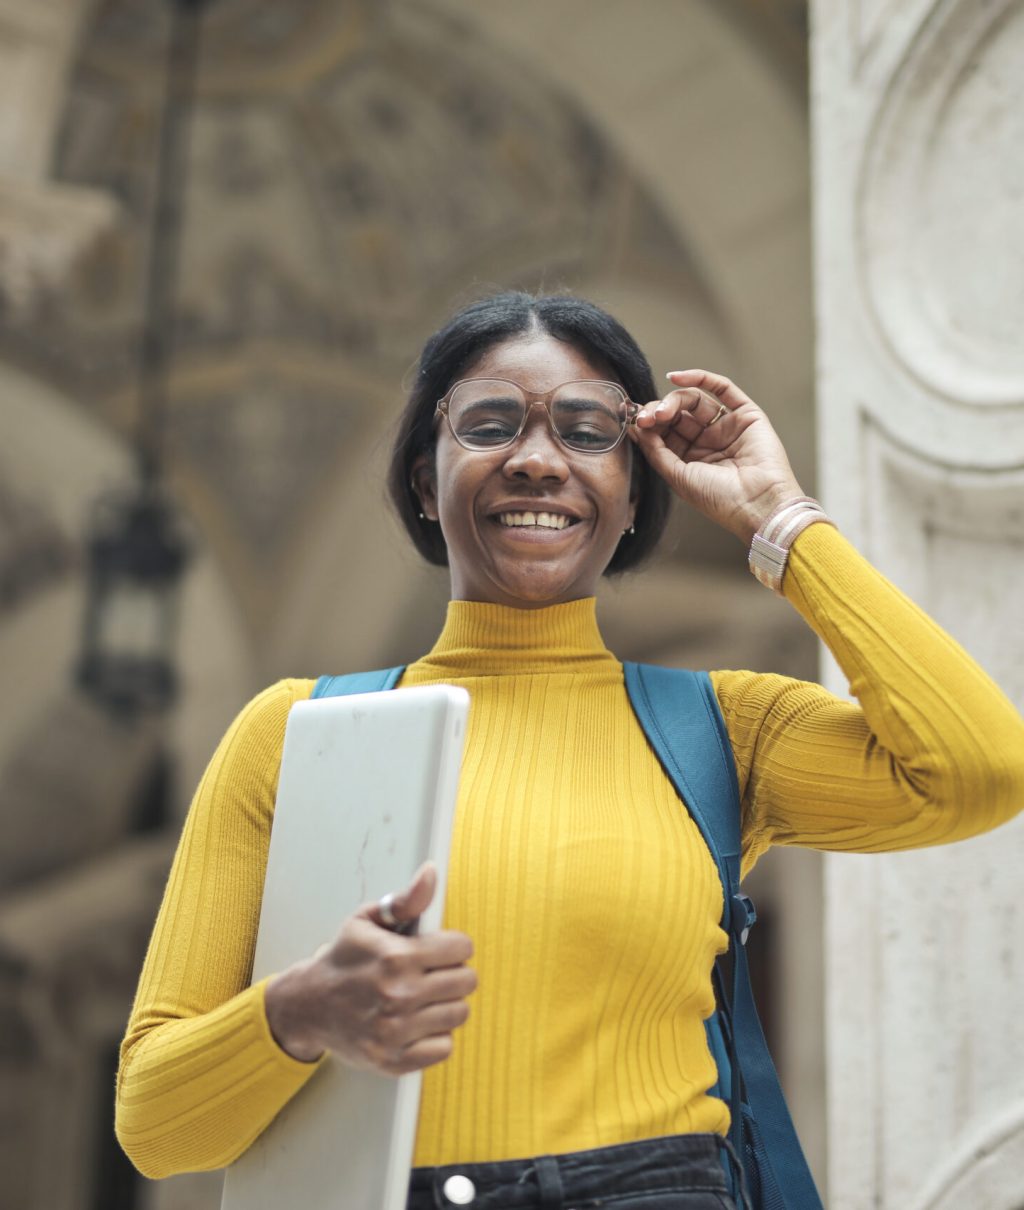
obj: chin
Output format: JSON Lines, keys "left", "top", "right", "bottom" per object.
{"left": 493, "top": 578, "right": 589, "bottom": 609}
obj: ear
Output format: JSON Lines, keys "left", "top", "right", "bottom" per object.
{"left": 411, "top": 453, "right": 439, "bottom": 521}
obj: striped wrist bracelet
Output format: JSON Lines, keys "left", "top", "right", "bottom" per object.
{"left": 748, "top": 496, "right": 835, "bottom": 595}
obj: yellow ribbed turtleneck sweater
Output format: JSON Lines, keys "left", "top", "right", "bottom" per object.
{"left": 116, "top": 526, "right": 1024, "bottom": 1179}
{"left": 401, "top": 597, "right": 728, "bottom": 1161}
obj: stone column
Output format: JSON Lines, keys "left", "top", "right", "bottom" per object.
{"left": 810, "top": 1, "right": 1024, "bottom": 1206}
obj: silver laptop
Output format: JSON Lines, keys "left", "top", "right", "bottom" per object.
{"left": 221, "top": 683, "right": 469, "bottom": 1210}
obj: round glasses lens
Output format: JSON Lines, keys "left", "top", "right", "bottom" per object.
{"left": 448, "top": 381, "right": 527, "bottom": 448}
{"left": 551, "top": 383, "right": 626, "bottom": 451}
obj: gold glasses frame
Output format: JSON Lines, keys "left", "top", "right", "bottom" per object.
{"left": 435, "top": 378, "right": 639, "bottom": 454}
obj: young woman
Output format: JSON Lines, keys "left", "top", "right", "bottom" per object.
{"left": 117, "top": 293, "right": 1024, "bottom": 1209}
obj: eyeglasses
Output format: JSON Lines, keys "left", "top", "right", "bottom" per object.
{"left": 436, "top": 378, "right": 639, "bottom": 454}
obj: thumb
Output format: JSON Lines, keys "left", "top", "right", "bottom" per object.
{"left": 634, "top": 428, "right": 695, "bottom": 493}
{"left": 368, "top": 861, "right": 437, "bottom": 932}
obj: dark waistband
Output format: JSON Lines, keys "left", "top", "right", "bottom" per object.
{"left": 409, "top": 1133, "right": 731, "bottom": 1206}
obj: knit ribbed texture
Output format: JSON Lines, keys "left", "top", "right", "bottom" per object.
{"left": 400, "top": 600, "right": 726, "bottom": 1163}
{"left": 116, "top": 683, "right": 322, "bottom": 1178}
{"left": 115, "top": 526, "right": 1024, "bottom": 1177}
{"left": 727, "top": 525, "right": 1024, "bottom": 869}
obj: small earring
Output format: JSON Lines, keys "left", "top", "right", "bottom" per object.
{"left": 418, "top": 511, "right": 426, "bottom": 520}
{"left": 623, "top": 524, "right": 635, "bottom": 536}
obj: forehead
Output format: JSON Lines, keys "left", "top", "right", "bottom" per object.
{"left": 459, "top": 333, "right": 612, "bottom": 393}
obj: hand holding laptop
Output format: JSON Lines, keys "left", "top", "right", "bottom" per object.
{"left": 264, "top": 861, "right": 477, "bottom": 1073}
{"left": 221, "top": 686, "right": 470, "bottom": 1210}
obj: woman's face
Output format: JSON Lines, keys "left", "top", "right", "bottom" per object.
{"left": 413, "top": 332, "right": 638, "bottom": 609}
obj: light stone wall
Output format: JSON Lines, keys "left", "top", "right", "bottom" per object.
{"left": 811, "top": 1, "right": 1024, "bottom": 1206}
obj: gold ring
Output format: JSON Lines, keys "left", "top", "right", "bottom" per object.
{"left": 706, "top": 403, "right": 728, "bottom": 427}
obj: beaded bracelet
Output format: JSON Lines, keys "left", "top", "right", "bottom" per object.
{"left": 748, "top": 496, "right": 835, "bottom": 595}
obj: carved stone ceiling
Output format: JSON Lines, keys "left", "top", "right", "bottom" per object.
{"left": 0, "top": 0, "right": 711, "bottom": 629}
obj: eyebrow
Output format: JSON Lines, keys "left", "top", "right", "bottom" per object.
{"left": 458, "top": 396, "right": 522, "bottom": 414}
{"left": 553, "top": 396, "right": 620, "bottom": 418}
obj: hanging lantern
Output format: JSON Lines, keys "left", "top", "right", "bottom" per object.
{"left": 76, "top": 0, "right": 209, "bottom": 718}
{"left": 77, "top": 486, "right": 190, "bottom": 716}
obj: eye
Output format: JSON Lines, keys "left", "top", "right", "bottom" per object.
{"left": 450, "top": 393, "right": 524, "bottom": 446}
{"left": 461, "top": 416, "right": 519, "bottom": 444}
{"left": 563, "top": 424, "right": 615, "bottom": 449}
{"left": 554, "top": 398, "right": 622, "bottom": 450}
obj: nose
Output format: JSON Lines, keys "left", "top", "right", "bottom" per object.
{"left": 501, "top": 405, "right": 570, "bottom": 482}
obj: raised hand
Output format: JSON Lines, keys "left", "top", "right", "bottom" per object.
{"left": 264, "top": 863, "right": 476, "bottom": 1074}
{"left": 631, "top": 369, "right": 806, "bottom": 544}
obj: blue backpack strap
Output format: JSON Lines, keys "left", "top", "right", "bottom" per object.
{"left": 624, "top": 662, "right": 823, "bottom": 1210}
{"left": 623, "top": 662, "right": 742, "bottom": 900}
{"left": 311, "top": 667, "right": 405, "bottom": 698}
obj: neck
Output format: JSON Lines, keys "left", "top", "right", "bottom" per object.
{"left": 404, "top": 597, "right": 619, "bottom": 679}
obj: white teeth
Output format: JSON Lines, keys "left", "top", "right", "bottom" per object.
{"left": 497, "top": 511, "right": 571, "bottom": 530}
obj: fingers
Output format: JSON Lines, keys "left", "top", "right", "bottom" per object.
{"left": 365, "top": 861, "right": 437, "bottom": 932}
{"left": 377, "top": 997, "right": 471, "bottom": 1044}
{"left": 271, "top": 873, "right": 476, "bottom": 1074}
{"left": 375, "top": 959, "right": 478, "bottom": 1016}
{"left": 633, "top": 387, "right": 732, "bottom": 441}
{"left": 319, "top": 919, "right": 475, "bottom": 1009}
{"left": 349, "top": 953, "right": 476, "bottom": 1076}
{"left": 323, "top": 907, "right": 473, "bottom": 968}
{"left": 349, "top": 994, "right": 471, "bottom": 1077}
{"left": 415, "top": 927, "right": 475, "bottom": 969}
{"left": 423, "top": 963, "right": 477, "bottom": 1003}
{"left": 362, "top": 951, "right": 475, "bottom": 1075}
{"left": 366, "top": 930, "right": 475, "bottom": 1006}
{"left": 665, "top": 368, "right": 757, "bottom": 412}
{"left": 283, "top": 924, "right": 476, "bottom": 1070}
{"left": 384, "top": 1032, "right": 456, "bottom": 1076}
{"left": 632, "top": 367, "right": 758, "bottom": 440}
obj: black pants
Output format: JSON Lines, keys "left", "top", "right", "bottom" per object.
{"left": 406, "top": 1133, "right": 738, "bottom": 1209}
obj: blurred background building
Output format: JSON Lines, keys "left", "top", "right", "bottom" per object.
{"left": 1, "top": 2, "right": 1021, "bottom": 1209}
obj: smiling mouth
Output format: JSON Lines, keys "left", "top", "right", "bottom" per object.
{"left": 495, "top": 511, "right": 578, "bottom": 531}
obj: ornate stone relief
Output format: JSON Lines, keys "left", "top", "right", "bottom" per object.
{"left": 859, "top": 0, "right": 1024, "bottom": 407}
{"left": 816, "top": 4, "right": 1024, "bottom": 1195}
{"left": 910, "top": 1103, "right": 1024, "bottom": 1210}
{"left": 0, "top": 180, "right": 117, "bottom": 316}
{"left": 167, "top": 358, "right": 361, "bottom": 573}
{"left": 862, "top": 416, "right": 1024, "bottom": 694}
{"left": 835, "top": 417, "right": 1024, "bottom": 1205}
{"left": 0, "top": 463, "right": 77, "bottom": 616}
{"left": 847, "top": 0, "right": 934, "bottom": 74}
{"left": 0, "top": 0, "right": 116, "bottom": 314}
{"left": 1, "top": 0, "right": 693, "bottom": 633}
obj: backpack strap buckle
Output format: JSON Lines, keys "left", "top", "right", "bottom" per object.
{"left": 730, "top": 893, "right": 757, "bottom": 947}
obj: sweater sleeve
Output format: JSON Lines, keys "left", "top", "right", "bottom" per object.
{"left": 710, "top": 524, "right": 1024, "bottom": 875}
{"left": 115, "top": 678, "right": 323, "bottom": 1179}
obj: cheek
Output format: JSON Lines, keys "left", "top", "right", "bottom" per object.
{"left": 601, "top": 458, "right": 636, "bottom": 520}
{"left": 431, "top": 448, "right": 461, "bottom": 512}
{"left": 433, "top": 455, "right": 487, "bottom": 529}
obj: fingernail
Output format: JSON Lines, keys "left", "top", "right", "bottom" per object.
{"left": 665, "top": 371, "right": 682, "bottom": 378}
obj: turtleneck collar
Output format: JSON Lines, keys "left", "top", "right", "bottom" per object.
{"left": 403, "top": 597, "right": 620, "bottom": 680}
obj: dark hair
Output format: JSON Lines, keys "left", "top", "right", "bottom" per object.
{"left": 387, "top": 291, "right": 671, "bottom": 574}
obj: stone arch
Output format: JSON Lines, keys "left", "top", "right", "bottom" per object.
{"left": 0, "top": 2, "right": 826, "bottom": 1202}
